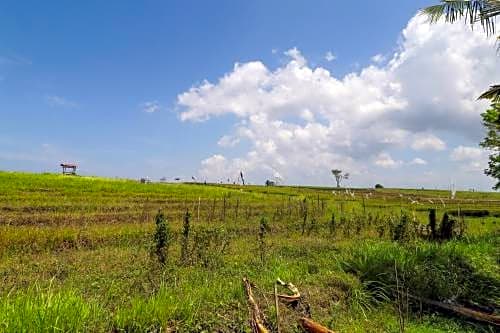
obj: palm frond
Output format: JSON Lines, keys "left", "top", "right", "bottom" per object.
{"left": 421, "top": 1, "right": 500, "bottom": 36}
{"left": 478, "top": 85, "right": 500, "bottom": 102}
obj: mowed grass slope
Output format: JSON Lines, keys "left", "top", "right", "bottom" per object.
{"left": 0, "top": 171, "right": 498, "bottom": 332}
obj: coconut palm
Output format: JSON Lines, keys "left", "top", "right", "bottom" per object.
{"left": 479, "top": 84, "right": 500, "bottom": 102}
{"left": 422, "top": 1, "right": 500, "bottom": 34}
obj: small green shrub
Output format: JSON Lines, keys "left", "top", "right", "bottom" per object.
{"left": 191, "top": 226, "right": 230, "bottom": 268}
{"left": 153, "top": 210, "right": 172, "bottom": 265}
{"left": 180, "top": 209, "right": 191, "bottom": 265}
{"left": 329, "top": 212, "right": 336, "bottom": 236}
{"left": 392, "top": 213, "right": 414, "bottom": 242}
{"left": 259, "top": 216, "right": 269, "bottom": 264}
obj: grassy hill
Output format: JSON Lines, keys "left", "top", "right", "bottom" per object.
{"left": 0, "top": 171, "right": 498, "bottom": 332}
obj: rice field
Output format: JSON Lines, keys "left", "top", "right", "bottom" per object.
{"left": 0, "top": 171, "right": 498, "bottom": 332}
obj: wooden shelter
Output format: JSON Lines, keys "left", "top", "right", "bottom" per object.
{"left": 60, "top": 163, "right": 77, "bottom": 175}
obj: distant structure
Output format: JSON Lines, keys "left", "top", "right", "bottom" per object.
{"left": 140, "top": 177, "right": 151, "bottom": 184}
{"left": 60, "top": 163, "right": 77, "bottom": 175}
{"left": 265, "top": 179, "right": 276, "bottom": 186}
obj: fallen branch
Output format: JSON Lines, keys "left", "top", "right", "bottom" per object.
{"left": 299, "top": 317, "right": 336, "bottom": 333}
{"left": 243, "top": 277, "right": 270, "bottom": 333}
{"left": 407, "top": 294, "right": 499, "bottom": 327}
{"left": 276, "top": 278, "right": 301, "bottom": 303}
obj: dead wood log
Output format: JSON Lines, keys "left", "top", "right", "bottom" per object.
{"left": 243, "top": 277, "right": 270, "bottom": 333}
{"left": 276, "top": 278, "right": 301, "bottom": 303}
{"left": 408, "top": 294, "right": 499, "bottom": 327}
{"left": 299, "top": 317, "right": 336, "bottom": 333}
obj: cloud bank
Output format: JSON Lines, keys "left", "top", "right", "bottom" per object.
{"left": 177, "top": 15, "right": 500, "bottom": 188}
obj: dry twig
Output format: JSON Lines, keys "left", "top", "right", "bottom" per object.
{"left": 243, "top": 277, "right": 270, "bottom": 333}
{"left": 276, "top": 278, "right": 301, "bottom": 303}
{"left": 299, "top": 317, "right": 336, "bottom": 333}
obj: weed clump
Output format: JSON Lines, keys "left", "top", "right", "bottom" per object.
{"left": 392, "top": 213, "right": 414, "bottom": 242}
{"left": 180, "top": 209, "right": 191, "bottom": 265}
{"left": 259, "top": 216, "right": 269, "bottom": 264}
{"left": 153, "top": 210, "right": 172, "bottom": 266}
{"left": 191, "top": 226, "right": 230, "bottom": 268}
{"left": 329, "top": 212, "right": 336, "bottom": 236}
{"left": 428, "top": 209, "right": 437, "bottom": 240}
{"left": 300, "top": 198, "right": 308, "bottom": 235}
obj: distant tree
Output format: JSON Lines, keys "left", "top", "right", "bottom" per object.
{"left": 375, "top": 184, "right": 384, "bottom": 189}
{"left": 331, "top": 169, "right": 349, "bottom": 188}
{"left": 265, "top": 179, "right": 276, "bottom": 186}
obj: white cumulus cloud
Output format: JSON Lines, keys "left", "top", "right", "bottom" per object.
{"left": 177, "top": 14, "right": 500, "bottom": 186}
{"left": 450, "top": 145, "right": 486, "bottom": 161}
{"left": 325, "top": 51, "right": 336, "bottom": 62}
{"left": 217, "top": 135, "right": 240, "bottom": 148}
{"left": 411, "top": 133, "right": 446, "bottom": 151}
{"left": 450, "top": 145, "right": 489, "bottom": 172}
{"left": 374, "top": 152, "right": 403, "bottom": 169}
{"left": 409, "top": 157, "right": 428, "bottom": 165}
{"left": 141, "top": 101, "right": 160, "bottom": 113}
{"left": 371, "top": 54, "right": 386, "bottom": 64}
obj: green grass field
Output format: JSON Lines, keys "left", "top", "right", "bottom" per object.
{"left": 0, "top": 171, "right": 498, "bottom": 332}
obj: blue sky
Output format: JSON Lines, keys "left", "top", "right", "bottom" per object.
{"left": 1, "top": 1, "right": 499, "bottom": 190}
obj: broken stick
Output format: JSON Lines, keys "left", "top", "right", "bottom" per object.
{"left": 407, "top": 294, "right": 500, "bottom": 327}
{"left": 299, "top": 317, "right": 337, "bottom": 333}
{"left": 243, "top": 277, "right": 270, "bottom": 333}
{"left": 276, "top": 278, "right": 301, "bottom": 303}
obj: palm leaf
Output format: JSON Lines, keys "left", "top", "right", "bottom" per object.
{"left": 421, "top": 1, "right": 500, "bottom": 36}
{"left": 478, "top": 85, "right": 500, "bottom": 102}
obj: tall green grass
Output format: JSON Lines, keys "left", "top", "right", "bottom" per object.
{"left": 342, "top": 237, "right": 500, "bottom": 306}
{"left": 0, "top": 286, "right": 103, "bottom": 332}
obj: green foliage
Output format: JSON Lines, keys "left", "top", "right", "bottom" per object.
{"left": 429, "top": 208, "right": 437, "bottom": 240}
{"left": 329, "top": 212, "right": 336, "bottom": 236}
{"left": 153, "top": 210, "right": 171, "bottom": 265}
{"left": 113, "top": 273, "right": 241, "bottom": 332}
{"left": 300, "top": 197, "right": 308, "bottom": 235}
{"left": 0, "top": 287, "right": 103, "bottom": 332}
{"left": 392, "top": 212, "right": 415, "bottom": 242}
{"left": 439, "top": 212, "right": 455, "bottom": 240}
{"left": 190, "top": 226, "right": 230, "bottom": 268}
{"left": 259, "top": 216, "right": 269, "bottom": 264}
{"left": 180, "top": 209, "right": 191, "bottom": 265}
{"left": 0, "top": 172, "right": 499, "bottom": 332}
{"left": 480, "top": 103, "right": 500, "bottom": 189}
{"left": 421, "top": 1, "right": 500, "bottom": 37}
{"left": 342, "top": 240, "right": 500, "bottom": 307}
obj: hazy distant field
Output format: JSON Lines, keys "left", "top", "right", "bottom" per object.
{"left": 0, "top": 171, "right": 498, "bottom": 332}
